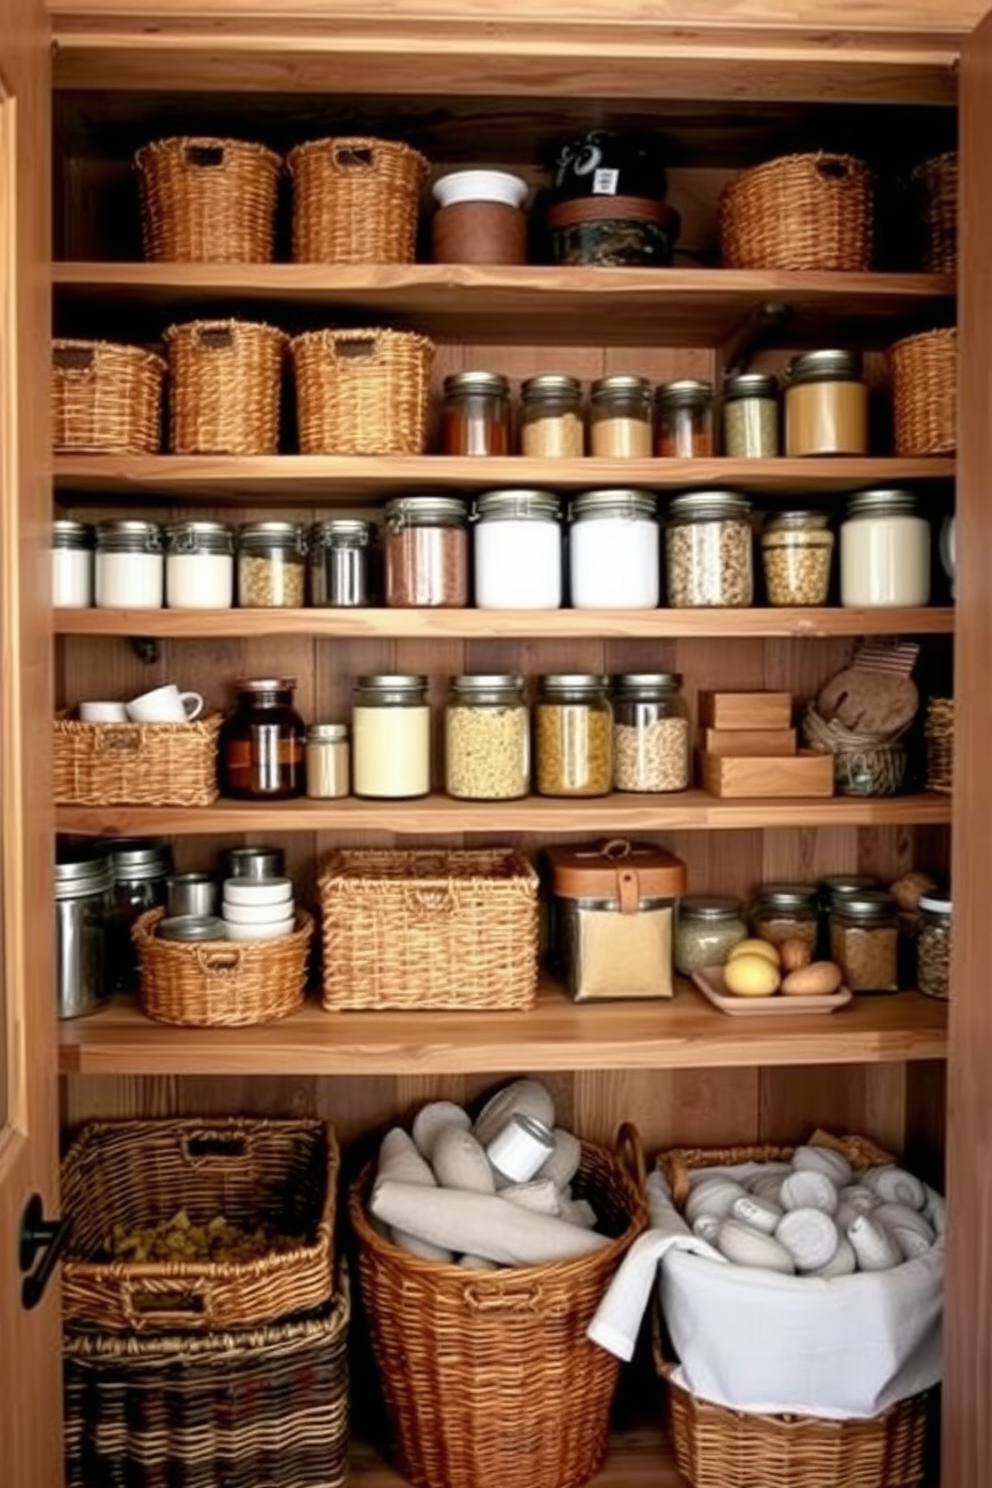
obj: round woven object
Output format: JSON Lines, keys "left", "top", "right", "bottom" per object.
{"left": 165, "top": 318, "right": 288, "bottom": 454}
{"left": 287, "top": 136, "right": 428, "bottom": 264}
{"left": 720, "top": 152, "right": 873, "bottom": 271}
{"left": 802, "top": 704, "right": 909, "bottom": 798}
{"left": 888, "top": 327, "right": 957, "bottom": 456}
{"left": 135, "top": 136, "right": 281, "bottom": 263}
{"left": 925, "top": 696, "right": 954, "bottom": 794}
{"left": 52, "top": 339, "right": 165, "bottom": 454}
{"left": 292, "top": 327, "right": 434, "bottom": 455}
{"left": 913, "top": 152, "right": 957, "bottom": 274}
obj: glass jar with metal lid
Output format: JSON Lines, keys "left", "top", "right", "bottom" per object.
{"left": 535, "top": 674, "right": 612, "bottom": 797}
{"left": 520, "top": 374, "right": 585, "bottom": 457}
{"left": 52, "top": 519, "right": 95, "bottom": 608}
{"left": 165, "top": 520, "right": 235, "bottom": 609}
{"left": 383, "top": 496, "right": 469, "bottom": 608}
{"left": 105, "top": 838, "right": 175, "bottom": 991}
{"left": 54, "top": 850, "right": 114, "bottom": 1019}
{"left": 784, "top": 350, "right": 869, "bottom": 457}
{"left": 309, "top": 519, "right": 375, "bottom": 608}
{"left": 445, "top": 675, "right": 530, "bottom": 801}
{"left": 761, "top": 511, "right": 834, "bottom": 607}
{"left": 917, "top": 894, "right": 952, "bottom": 1000}
{"left": 665, "top": 491, "right": 753, "bottom": 608}
{"left": 750, "top": 883, "right": 819, "bottom": 950}
{"left": 219, "top": 677, "right": 306, "bottom": 800}
{"left": 589, "top": 375, "right": 653, "bottom": 458}
{"left": 569, "top": 488, "right": 660, "bottom": 609}
{"left": 474, "top": 489, "right": 562, "bottom": 609}
{"left": 612, "top": 674, "right": 690, "bottom": 793}
{"left": 237, "top": 521, "right": 307, "bottom": 608}
{"left": 306, "top": 722, "right": 350, "bottom": 799}
{"left": 829, "top": 889, "right": 899, "bottom": 993}
{"left": 655, "top": 378, "right": 714, "bottom": 458}
{"left": 352, "top": 674, "right": 431, "bottom": 799}
{"left": 839, "top": 489, "right": 931, "bottom": 607}
{"left": 440, "top": 371, "right": 511, "bottom": 455}
{"left": 722, "top": 372, "right": 780, "bottom": 458}
{"left": 95, "top": 519, "right": 164, "bottom": 609}
{"left": 674, "top": 895, "right": 748, "bottom": 975}
{"left": 816, "top": 874, "right": 881, "bottom": 957}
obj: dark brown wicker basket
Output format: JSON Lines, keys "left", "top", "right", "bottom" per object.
{"left": 52, "top": 339, "right": 165, "bottom": 454}
{"left": 720, "top": 153, "right": 873, "bottom": 271}
{"left": 135, "top": 136, "right": 282, "bottom": 263}
{"left": 888, "top": 327, "right": 957, "bottom": 456}
{"left": 164, "top": 318, "right": 287, "bottom": 454}
{"left": 913, "top": 152, "right": 957, "bottom": 274}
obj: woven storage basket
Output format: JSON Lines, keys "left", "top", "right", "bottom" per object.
{"left": 889, "top": 327, "right": 957, "bottom": 456}
{"left": 133, "top": 906, "right": 312, "bottom": 1027}
{"left": 135, "top": 136, "right": 282, "bottom": 263}
{"left": 165, "top": 318, "right": 287, "bottom": 454}
{"left": 349, "top": 1126, "right": 648, "bottom": 1488}
{"left": 319, "top": 846, "right": 539, "bottom": 1011}
{"left": 802, "top": 705, "right": 909, "bottom": 798}
{"left": 913, "top": 152, "right": 957, "bottom": 274}
{"left": 292, "top": 326, "right": 433, "bottom": 454}
{"left": 52, "top": 339, "right": 165, "bottom": 454}
{"left": 925, "top": 697, "right": 954, "bottom": 794}
{"left": 52, "top": 711, "right": 222, "bottom": 807}
{"left": 62, "top": 1116, "right": 337, "bottom": 1332}
{"left": 64, "top": 1287, "right": 349, "bottom": 1488}
{"left": 287, "top": 136, "right": 428, "bottom": 263}
{"left": 720, "top": 153, "right": 873, "bottom": 271}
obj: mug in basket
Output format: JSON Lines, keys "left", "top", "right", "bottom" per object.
{"left": 78, "top": 700, "right": 129, "bottom": 723}
{"left": 126, "top": 683, "right": 204, "bottom": 724}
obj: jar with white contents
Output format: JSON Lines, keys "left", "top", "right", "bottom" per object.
{"left": 52, "top": 520, "right": 95, "bottom": 608}
{"left": 839, "top": 489, "right": 931, "bottom": 607}
{"left": 95, "top": 519, "right": 164, "bottom": 609}
{"left": 473, "top": 489, "right": 562, "bottom": 609}
{"left": 165, "top": 521, "right": 235, "bottom": 608}
{"left": 352, "top": 674, "right": 431, "bottom": 799}
{"left": 569, "top": 488, "right": 660, "bottom": 609}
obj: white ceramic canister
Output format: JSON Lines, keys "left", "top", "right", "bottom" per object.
{"left": 570, "top": 488, "right": 660, "bottom": 608}
{"left": 165, "top": 520, "right": 235, "bottom": 608}
{"left": 352, "top": 674, "right": 431, "bottom": 799}
{"left": 839, "top": 489, "right": 931, "bottom": 607}
{"left": 94, "top": 519, "right": 164, "bottom": 609}
{"left": 52, "top": 520, "right": 95, "bottom": 608}
{"left": 473, "top": 488, "right": 562, "bottom": 609}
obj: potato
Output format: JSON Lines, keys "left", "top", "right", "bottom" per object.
{"left": 726, "top": 938, "right": 780, "bottom": 968}
{"left": 780, "top": 961, "right": 843, "bottom": 997}
{"left": 889, "top": 872, "right": 938, "bottom": 913}
{"left": 778, "top": 937, "right": 812, "bottom": 973}
{"left": 723, "top": 954, "right": 781, "bottom": 997}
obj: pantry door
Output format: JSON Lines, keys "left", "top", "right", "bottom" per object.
{"left": 0, "top": 0, "right": 60, "bottom": 1484}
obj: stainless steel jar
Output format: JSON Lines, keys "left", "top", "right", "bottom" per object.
{"left": 55, "top": 851, "right": 114, "bottom": 1019}
{"left": 106, "top": 838, "right": 174, "bottom": 990}
{"left": 309, "top": 519, "right": 375, "bottom": 607}
{"left": 226, "top": 846, "right": 286, "bottom": 881}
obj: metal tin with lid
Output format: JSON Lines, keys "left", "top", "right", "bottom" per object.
{"left": 55, "top": 850, "right": 114, "bottom": 1020}
{"left": 309, "top": 518, "right": 375, "bottom": 607}
{"left": 226, "top": 846, "right": 286, "bottom": 880}
{"left": 158, "top": 915, "right": 229, "bottom": 943}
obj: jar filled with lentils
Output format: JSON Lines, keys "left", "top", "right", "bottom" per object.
{"left": 237, "top": 522, "right": 307, "bottom": 608}
{"left": 535, "top": 674, "right": 612, "bottom": 797}
{"left": 674, "top": 896, "right": 748, "bottom": 974}
{"left": 613, "top": 674, "right": 690, "bottom": 793}
{"left": 520, "top": 374, "right": 585, "bottom": 457}
{"left": 751, "top": 883, "right": 819, "bottom": 950}
{"left": 445, "top": 675, "right": 530, "bottom": 801}
{"left": 829, "top": 890, "right": 899, "bottom": 993}
{"left": 383, "top": 496, "right": 469, "bottom": 607}
{"left": 589, "top": 375, "right": 653, "bottom": 457}
{"left": 917, "top": 894, "right": 951, "bottom": 1000}
{"left": 655, "top": 379, "right": 714, "bottom": 458}
{"left": 665, "top": 491, "right": 753, "bottom": 608}
{"left": 440, "top": 371, "right": 511, "bottom": 456}
{"left": 722, "top": 372, "right": 779, "bottom": 458}
{"left": 761, "top": 511, "right": 835, "bottom": 607}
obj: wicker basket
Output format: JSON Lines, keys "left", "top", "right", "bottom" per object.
{"left": 348, "top": 1127, "right": 648, "bottom": 1488}
{"left": 64, "top": 1287, "right": 349, "bottom": 1488}
{"left": 287, "top": 136, "right": 428, "bottom": 263}
{"left": 62, "top": 1116, "right": 337, "bottom": 1332}
{"left": 720, "top": 153, "right": 873, "bottom": 271}
{"left": 925, "top": 697, "right": 954, "bottom": 794}
{"left": 913, "top": 152, "right": 957, "bottom": 274}
{"left": 52, "top": 339, "right": 165, "bottom": 454}
{"left": 802, "top": 705, "right": 909, "bottom": 798}
{"left": 319, "top": 846, "right": 539, "bottom": 1011}
{"left": 52, "top": 711, "right": 222, "bottom": 807}
{"left": 889, "top": 327, "right": 957, "bottom": 456}
{"left": 292, "top": 326, "right": 433, "bottom": 455}
{"left": 135, "top": 136, "right": 282, "bottom": 264}
{"left": 133, "top": 906, "right": 312, "bottom": 1027}
{"left": 165, "top": 318, "right": 287, "bottom": 454}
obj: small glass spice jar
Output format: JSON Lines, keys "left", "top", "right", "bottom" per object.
{"left": 352, "top": 674, "right": 431, "bottom": 799}
{"left": 445, "top": 675, "right": 530, "bottom": 801}
{"left": 839, "top": 489, "right": 931, "bottom": 608}
{"left": 589, "top": 376, "right": 653, "bottom": 458}
{"left": 165, "top": 520, "right": 235, "bottom": 609}
{"left": 674, "top": 896, "right": 748, "bottom": 975}
{"left": 520, "top": 374, "right": 585, "bottom": 457}
{"left": 440, "top": 371, "right": 512, "bottom": 456}
{"left": 612, "top": 673, "right": 690, "bottom": 793}
{"left": 750, "top": 883, "right": 819, "bottom": 950}
{"left": 784, "top": 350, "right": 869, "bottom": 457}
{"left": 237, "top": 521, "right": 307, "bottom": 608}
{"left": 52, "top": 519, "right": 95, "bottom": 608}
{"left": 761, "top": 511, "right": 835, "bottom": 607}
{"left": 309, "top": 519, "right": 375, "bottom": 607}
{"left": 474, "top": 489, "right": 562, "bottom": 610}
{"left": 383, "top": 496, "right": 469, "bottom": 608}
{"left": 829, "top": 890, "right": 899, "bottom": 993}
{"left": 569, "top": 488, "right": 660, "bottom": 609}
{"left": 722, "top": 372, "right": 780, "bottom": 458}
{"left": 665, "top": 491, "right": 753, "bottom": 608}
{"left": 917, "top": 894, "right": 952, "bottom": 1000}
{"left": 95, "top": 519, "right": 164, "bottom": 609}
{"left": 816, "top": 874, "right": 881, "bottom": 958}
{"left": 305, "top": 722, "right": 350, "bottom": 799}
{"left": 535, "top": 674, "right": 612, "bottom": 798}
{"left": 655, "top": 379, "right": 714, "bottom": 458}
{"left": 219, "top": 678, "right": 306, "bottom": 800}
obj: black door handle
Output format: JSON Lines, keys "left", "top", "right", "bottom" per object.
{"left": 19, "top": 1192, "right": 71, "bottom": 1310}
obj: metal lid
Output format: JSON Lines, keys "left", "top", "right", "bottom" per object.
{"left": 226, "top": 846, "right": 285, "bottom": 878}
{"left": 571, "top": 488, "right": 657, "bottom": 520}
{"left": 450, "top": 674, "right": 525, "bottom": 695}
{"left": 443, "top": 371, "right": 510, "bottom": 397}
{"left": 723, "top": 372, "right": 779, "bottom": 401}
{"left": 546, "top": 840, "right": 687, "bottom": 904}
{"left": 590, "top": 374, "right": 652, "bottom": 402}
{"left": 158, "top": 914, "right": 228, "bottom": 943}
{"left": 920, "top": 894, "right": 952, "bottom": 915}
{"left": 238, "top": 521, "right": 307, "bottom": 552}
{"left": 668, "top": 490, "right": 751, "bottom": 520}
{"left": 846, "top": 488, "right": 919, "bottom": 518}
{"left": 539, "top": 673, "right": 609, "bottom": 694}
{"left": 833, "top": 889, "right": 898, "bottom": 922}
{"left": 754, "top": 883, "right": 818, "bottom": 911}
{"left": 165, "top": 520, "right": 234, "bottom": 555}
{"left": 52, "top": 519, "right": 95, "bottom": 550}
{"left": 475, "top": 489, "right": 560, "bottom": 521}
{"left": 307, "top": 722, "right": 349, "bottom": 742}
{"left": 655, "top": 378, "right": 713, "bottom": 407}
{"left": 310, "top": 519, "right": 374, "bottom": 547}
{"left": 521, "top": 373, "right": 582, "bottom": 400}
{"left": 54, "top": 851, "right": 113, "bottom": 896}
{"left": 96, "top": 519, "right": 163, "bottom": 554}
{"left": 787, "top": 349, "right": 863, "bottom": 385}
{"left": 384, "top": 496, "right": 468, "bottom": 528}
{"left": 764, "top": 510, "right": 831, "bottom": 532}
{"left": 678, "top": 894, "right": 743, "bottom": 922}
{"left": 234, "top": 677, "right": 297, "bottom": 693}
{"left": 818, "top": 874, "right": 879, "bottom": 895}
{"left": 106, "top": 838, "right": 174, "bottom": 880}
{"left": 355, "top": 673, "right": 428, "bottom": 692}
{"left": 615, "top": 672, "right": 683, "bottom": 693}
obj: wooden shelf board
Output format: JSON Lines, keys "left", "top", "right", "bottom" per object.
{"left": 53, "top": 455, "right": 956, "bottom": 504}
{"left": 57, "top": 981, "right": 948, "bottom": 1078}
{"left": 52, "top": 264, "right": 956, "bottom": 346}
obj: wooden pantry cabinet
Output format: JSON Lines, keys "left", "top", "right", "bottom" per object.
{"left": 2, "top": 3, "right": 992, "bottom": 1486}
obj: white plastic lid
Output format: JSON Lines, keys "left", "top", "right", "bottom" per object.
{"left": 432, "top": 169, "right": 529, "bottom": 210}
{"left": 919, "top": 895, "right": 952, "bottom": 914}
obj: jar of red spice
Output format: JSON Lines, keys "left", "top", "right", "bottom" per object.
{"left": 383, "top": 495, "right": 470, "bottom": 607}
{"left": 655, "top": 379, "right": 714, "bottom": 458}
{"left": 440, "top": 371, "right": 511, "bottom": 455}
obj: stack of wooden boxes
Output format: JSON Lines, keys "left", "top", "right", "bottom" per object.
{"left": 698, "top": 691, "right": 835, "bottom": 798}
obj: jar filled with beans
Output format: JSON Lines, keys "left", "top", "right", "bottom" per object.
{"left": 917, "top": 894, "right": 951, "bottom": 999}
{"left": 237, "top": 522, "right": 307, "bottom": 608}
{"left": 445, "top": 675, "right": 530, "bottom": 801}
{"left": 751, "top": 883, "right": 819, "bottom": 950}
{"left": 655, "top": 379, "right": 714, "bottom": 458}
{"left": 612, "top": 673, "right": 690, "bottom": 793}
{"left": 674, "top": 896, "right": 748, "bottom": 974}
{"left": 722, "top": 371, "right": 779, "bottom": 458}
{"left": 535, "top": 674, "right": 612, "bottom": 797}
{"left": 829, "top": 890, "right": 899, "bottom": 993}
{"left": 665, "top": 491, "right": 753, "bottom": 608}
{"left": 383, "top": 496, "right": 469, "bottom": 608}
{"left": 761, "top": 511, "right": 834, "bottom": 606}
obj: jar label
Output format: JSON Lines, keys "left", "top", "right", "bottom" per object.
{"left": 592, "top": 167, "right": 619, "bottom": 195}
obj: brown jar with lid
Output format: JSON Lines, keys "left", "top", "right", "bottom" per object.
{"left": 440, "top": 371, "right": 511, "bottom": 455}
{"left": 784, "top": 350, "right": 869, "bottom": 456}
{"left": 219, "top": 678, "right": 306, "bottom": 800}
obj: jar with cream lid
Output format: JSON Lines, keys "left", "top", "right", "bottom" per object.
{"left": 165, "top": 521, "right": 235, "bottom": 609}
{"left": 784, "top": 349, "right": 869, "bottom": 457}
{"left": 839, "top": 489, "right": 931, "bottom": 607}
{"left": 520, "top": 374, "right": 585, "bottom": 457}
{"left": 473, "top": 489, "right": 562, "bottom": 609}
{"left": 95, "top": 519, "right": 164, "bottom": 610}
{"left": 589, "top": 375, "right": 653, "bottom": 458}
{"left": 569, "top": 488, "right": 659, "bottom": 609}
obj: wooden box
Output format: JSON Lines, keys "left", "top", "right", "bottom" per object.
{"left": 700, "top": 750, "right": 834, "bottom": 799}
{"left": 702, "top": 727, "right": 797, "bottom": 758}
{"left": 697, "top": 691, "right": 793, "bottom": 731}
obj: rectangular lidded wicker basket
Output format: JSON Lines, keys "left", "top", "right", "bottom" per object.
{"left": 53, "top": 712, "right": 222, "bottom": 806}
{"left": 318, "top": 847, "right": 539, "bottom": 1011}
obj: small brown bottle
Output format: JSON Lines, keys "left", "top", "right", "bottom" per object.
{"left": 220, "top": 678, "right": 306, "bottom": 799}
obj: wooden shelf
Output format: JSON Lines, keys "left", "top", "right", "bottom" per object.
{"left": 52, "top": 264, "right": 956, "bottom": 346}
{"left": 57, "top": 981, "right": 948, "bottom": 1077}
{"left": 53, "top": 454, "right": 956, "bottom": 504}
{"left": 54, "top": 606, "right": 956, "bottom": 641}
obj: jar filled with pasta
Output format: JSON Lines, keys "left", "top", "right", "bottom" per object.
{"left": 535, "top": 674, "right": 612, "bottom": 797}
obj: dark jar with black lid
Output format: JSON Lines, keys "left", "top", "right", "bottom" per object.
{"left": 219, "top": 678, "right": 306, "bottom": 800}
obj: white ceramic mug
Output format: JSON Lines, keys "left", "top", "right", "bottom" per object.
{"left": 126, "top": 684, "right": 204, "bottom": 724}
{"left": 78, "top": 700, "right": 128, "bottom": 723}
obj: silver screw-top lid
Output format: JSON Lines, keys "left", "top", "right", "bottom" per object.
{"left": 679, "top": 895, "right": 743, "bottom": 922}
{"left": 755, "top": 883, "right": 819, "bottom": 912}
{"left": 54, "top": 849, "right": 114, "bottom": 897}
{"left": 450, "top": 674, "right": 525, "bottom": 696}
{"left": 656, "top": 378, "right": 713, "bottom": 407}
{"left": 96, "top": 519, "right": 163, "bottom": 554}
{"left": 833, "top": 889, "right": 898, "bottom": 923}
{"left": 238, "top": 521, "right": 307, "bottom": 554}
{"left": 539, "top": 673, "right": 609, "bottom": 696}
{"left": 668, "top": 490, "right": 751, "bottom": 521}
{"left": 521, "top": 373, "right": 583, "bottom": 400}
{"left": 846, "top": 489, "right": 919, "bottom": 519}
{"left": 52, "top": 520, "right": 96, "bottom": 550}
{"left": 106, "top": 838, "right": 174, "bottom": 881}
{"left": 787, "top": 349, "right": 863, "bottom": 386}
{"left": 615, "top": 672, "right": 683, "bottom": 693}
{"left": 590, "top": 374, "right": 652, "bottom": 402}
{"left": 307, "top": 722, "right": 350, "bottom": 742}
{"left": 723, "top": 372, "right": 779, "bottom": 401}
{"left": 443, "top": 371, "right": 511, "bottom": 397}
{"left": 571, "top": 488, "right": 657, "bottom": 520}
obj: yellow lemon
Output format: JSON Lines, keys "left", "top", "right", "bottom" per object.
{"left": 726, "top": 938, "right": 780, "bottom": 968}
{"left": 723, "top": 954, "right": 781, "bottom": 998}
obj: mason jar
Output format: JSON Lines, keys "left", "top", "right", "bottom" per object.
{"left": 106, "top": 838, "right": 174, "bottom": 991}
{"left": 309, "top": 519, "right": 374, "bottom": 607}
{"left": 722, "top": 371, "right": 780, "bottom": 458}
{"left": 816, "top": 874, "right": 881, "bottom": 958}
{"left": 612, "top": 673, "right": 690, "bottom": 792}
{"left": 589, "top": 375, "right": 653, "bottom": 458}
{"left": 655, "top": 379, "right": 714, "bottom": 458}
{"left": 829, "top": 890, "right": 899, "bottom": 993}
{"left": 445, "top": 675, "right": 530, "bottom": 800}
{"left": 569, "top": 488, "right": 660, "bottom": 609}
{"left": 352, "top": 674, "right": 431, "bottom": 799}
{"left": 520, "top": 374, "right": 585, "bottom": 457}
{"left": 474, "top": 489, "right": 562, "bottom": 609}
{"left": 917, "top": 894, "right": 952, "bottom": 1000}
{"left": 440, "top": 371, "right": 511, "bottom": 455}
{"left": 383, "top": 496, "right": 469, "bottom": 608}
{"left": 665, "top": 491, "right": 753, "bottom": 608}
{"left": 95, "top": 519, "right": 164, "bottom": 609}
{"left": 219, "top": 677, "right": 306, "bottom": 799}
{"left": 305, "top": 722, "right": 350, "bottom": 798}
{"left": 839, "top": 489, "right": 931, "bottom": 607}
{"left": 52, "top": 519, "right": 95, "bottom": 608}
{"left": 761, "top": 511, "right": 835, "bottom": 607}
{"left": 237, "top": 521, "right": 307, "bottom": 608}
{"left": 535, "top": 674, "right": 612, "bottom": 797}
{"left": 750, "top": 883, "right": 819, "bottom": 950}
{"left": 165, "top": 520, "right": 235, "bottom": 608}
{"left": 784, "top": 349, "right": 869, "bottom": 457}
{"left": 674, "top": 896, "right": 748, "bottom": 975}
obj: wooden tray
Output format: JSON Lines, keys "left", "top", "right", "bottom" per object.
{"left": 691, "top": 966, "right": 853, "bottom": 1015}
{"left": 699, "top": 748, "right": 834, "bottom": 798}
